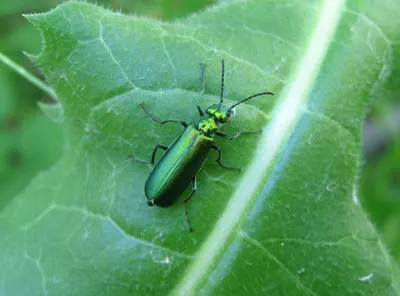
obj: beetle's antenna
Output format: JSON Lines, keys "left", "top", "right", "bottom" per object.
{"left": 220, "top": 59, "right": 225, "bottom": 104}
{"left": 200, "top": 63, "right": 206, "bottom": 94}
{"left": 227, "top": 91, "right": 274, "bottom": 113}
{"left": 197, "top": 63, "right": 206, "bottom": 116}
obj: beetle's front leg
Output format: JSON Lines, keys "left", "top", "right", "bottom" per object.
{"left": 211, "top": 145, "right": 241, "bottom": 171}
{"left": 215, "top": 129, "right": 262, "bottom": 140}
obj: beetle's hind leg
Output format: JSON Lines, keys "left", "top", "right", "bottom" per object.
{"left": 184, "top": 176, "right": 197, "bottom": 232}
{"left": 127, "top": 154, "right": 149, "bottom": 164}
{"left": 127, "top": 144, "right": 169, "bottom": 165}
{"left": 211, "top": 145, "right": 241, "bottom": 171}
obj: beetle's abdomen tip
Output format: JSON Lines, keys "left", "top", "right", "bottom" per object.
{"left": 147, "top": 200, "right": 155, "bottom": 207}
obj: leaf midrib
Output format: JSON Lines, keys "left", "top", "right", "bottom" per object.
{"left": 172, "top": 0, "right": 347, "bottom": 294}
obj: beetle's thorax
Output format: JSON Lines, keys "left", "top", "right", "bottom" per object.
{"left": 196, "top": 116, "right": 218, "bottom": 137}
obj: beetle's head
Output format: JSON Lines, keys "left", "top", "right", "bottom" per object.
{"left": 205, "top": 104, "right": 231, "bottom": 124}
{"left": 147, "top": 200, "right": 154, "bottom": 207}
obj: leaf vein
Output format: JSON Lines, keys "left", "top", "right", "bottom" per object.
{"left": 260, "top": 235, "right": 356, "bottom": 248}
{"left": 98, "top": 20, "right": 138, "bottom": 89}
{"left": 165, "top": 32, "right": 287, "bottom": 84}
{"left": 54, "top": 204, "right": 194, "bottom": 260}
{"left": 240, "top": 231, "right": 320, "bottom": 296}
{"left": 160, "top": 33, "right": 177, "bottom": 86}
{"left": 304, "top": 108, "right": 356, "bottom": 141}
{"left": 89, "top": 87, "right": 271, "bottom": 120}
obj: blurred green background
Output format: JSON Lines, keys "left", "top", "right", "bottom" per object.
{"left": 1, "top": 0, "right": 399, "bottom": 265}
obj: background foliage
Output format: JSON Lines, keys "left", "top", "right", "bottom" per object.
{"left": 0, "top": 0, "right": 399, "bottom": 294}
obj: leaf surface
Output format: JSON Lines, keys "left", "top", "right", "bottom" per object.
{"left": 1, "top": 1, "right": 400, "bottom": 295}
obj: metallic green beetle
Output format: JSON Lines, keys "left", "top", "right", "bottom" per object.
{"left": 134, "top": 60, "right": 273, "bottom": 232}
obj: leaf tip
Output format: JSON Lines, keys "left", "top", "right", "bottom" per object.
{"left": 23, "top": 51, "right": 39, "bottom": 64}
{"left": 37, "top": 101, "right": 64, "bottom": 123}
{"left": 23, "top": 12, "right": 49, "bottom": 29}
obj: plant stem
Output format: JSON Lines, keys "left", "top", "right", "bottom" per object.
{"left": 0, "top": 51, "right": 57, "bottom": 100}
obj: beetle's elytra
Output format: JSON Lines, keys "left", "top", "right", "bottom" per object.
{"left": 129, "top": 60, "right": 273, "bottom": 232}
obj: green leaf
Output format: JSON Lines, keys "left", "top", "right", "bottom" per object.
{"left": 1, "top": 1, "right": 400, "bottom": 295}
{"left": 0, "top": 112, "right": 63, "bottom": 208}
{"left": 0, "top": 63, "right": 62, "bottom": 209}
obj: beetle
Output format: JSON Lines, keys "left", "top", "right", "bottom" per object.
{"left": 131, "top": 59, "right": 273, "bottom": 232}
